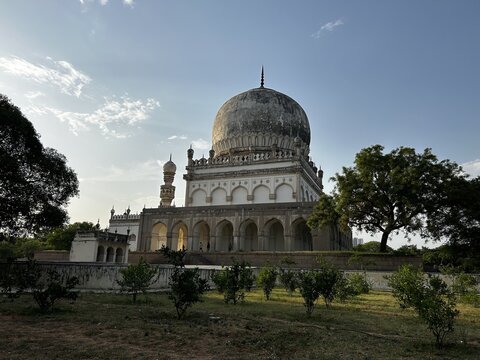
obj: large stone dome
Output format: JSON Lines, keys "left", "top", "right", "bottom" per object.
{"left": 212, "top": 87, "right": 311, "bottom": 156}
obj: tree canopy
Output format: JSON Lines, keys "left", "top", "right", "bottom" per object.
{"left": 309, "top": 145, "right": 464, "bottom": 252}
{"left": 44, "top": 222, "right": 96, "bottom": 250}
{"left": 0, "top": 94, "right": 79, "bottom": 241}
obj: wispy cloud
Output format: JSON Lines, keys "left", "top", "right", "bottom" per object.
{"left": 123, "top": 0, "right": 135, "bottom": 8}
{"left": 191, "top": 138, "right": 211, "bottom": 151}
{"left": 81, "top": 159, "right": 164, "bottom": 183}
{"left": 311, "top": 19, "right": 344, "bottom": 39}
{"left": 462, "top": 159, "right": 480, "bottom": 177}
{"left": 28, "top": 95, "right": 160, "bottom": 138}
{"left": 0, "top": 56, "right": 91, "bottom": 97}
{"left": 25, "top": 91, "right": 45, "bottom": 99}
{"left": 167, "top": 135, "right": 187, "bottom": 140}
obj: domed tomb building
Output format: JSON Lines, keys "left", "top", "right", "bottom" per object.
{"left": 109, "top": 75, "right": 352, "bottom": 254}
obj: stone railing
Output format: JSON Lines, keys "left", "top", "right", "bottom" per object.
{"left": 190, "top": 149, "right": 296, "bottom": 168}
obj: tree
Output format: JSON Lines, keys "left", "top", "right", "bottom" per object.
{"left": 311, "top": 145, "right": 462, "bottom": 252}
{"left": 425, "top": 176, "right": 480, "bottom": 256}
{"left": 387, "top": 265, "right": 459, "bottom": 348}
{"left": 117, "top": 258, "right": 158, "bottom": 303}
{"left": 160, "top": 246, "right": 209, "bottom": 318}
{"left": 257, "top": 265, "right": 277, "bottom": 300}
{"left": 45, "top": 222, "right": 96, "bottom": 250}
{"left": 0, "top": 94, "right": 79, "bottom": 241}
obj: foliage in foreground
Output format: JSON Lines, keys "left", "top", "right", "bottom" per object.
{"left": 0, "top": 94, "right": 79, "bottom": 241}
{"left": 212, "top": 260, "right": 255, "bottom": 304}
{"left": 160, "top": 246, "right": 209, "bottom": 318}
{"left": 257, "top": 265, "right": 278, "bottom": 300}
{"left": 387, "top": 265, "right": 459, "bottom": 348}
{"left": 117, "top": 258, "right": 158, "bottom": 303}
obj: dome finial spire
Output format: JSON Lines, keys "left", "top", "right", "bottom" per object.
{"left": 260, "top": 66, "right": 264, "bottom": 88}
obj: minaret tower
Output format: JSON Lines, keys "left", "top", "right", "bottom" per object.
{"left": 160, "top": 154, "right": 176, "bottom": 207}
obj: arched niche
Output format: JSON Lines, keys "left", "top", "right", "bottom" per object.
{"left": 115, "top": 248, "right": 124, "bottom": 263}
{"left": 172, "top": 222, "right": 188, "bottom": 251}
{"left": 264, "top": 218, "right": 284, "bottom": 251}
{"left": 292, "top": 218, "right": 313, "bottom": 251}
{"left": 211, "top": 187, "right": 227, "bottom": 205}
{"left": 239, "top": 219, "right": 258, "bottom": 251}
{"left": 106, "top": 247, "right": 115, "bottom": 262}
{"left": 231, "top": 186, "right": 247, "bottom": 204}
{"left": 253, "top": 184, "right": 271, "bottom": 203}
{"left": 151, "top": 222, "right": 167, "bottom": 251}
{"left": 193, "top": 221, "right": 210, "bottom": 251}
{"left": 191, "top": 189, "right": 207, "bottom": 206}
{"left": 96, "top": 246, "right": 105, "bottom": 262}
{"left": 275, "top": 183, "right": 293, "bottom": 202}
{"left": 215, "top": 220, "right": 233, "bottom": 252}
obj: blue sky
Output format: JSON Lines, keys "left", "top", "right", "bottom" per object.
{"left": 1, "top": 1, "right": 479, "bottom": 248}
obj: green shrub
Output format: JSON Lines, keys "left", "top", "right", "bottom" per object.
{"left": 387, "top": 265, "right": 459, "bottom": 348}
{"left": 441, "top": 265, "right": 479, "bottom": 307}
{"left": 117, "top": 258, "right": 158, "bottom": 303}
{"left": 316, "top": 258, "right": 343, "bottom": 307}
{"left": 211, "top": 270, "right": 228, "bottom": 294}
{"left": 257, "top": 266, "right": 277, "bottom": 300}
{"left": 298, "top": 270, "right": 321, "bottom": 316}
{"left": 169, "top": 267, "right": 209, "bottom": 319}
{"left": 222, "top": 260, "right": 255, "bottom": 304}
{"left": 348, "top": 272, "right": 372, "bottom": 295}
{"left": 278, "top": 268, "right": 298, "bottom": 296}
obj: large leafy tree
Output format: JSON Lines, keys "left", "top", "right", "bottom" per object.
{"left": 425, "top": 176, "right": 480, "bottom": 256}
{"left": 0, "top": 94, "right": 79, "bottom": 241}
{"left": 312, "top": 145, "right": 462, "bottom": 252}
{"left": 45, "top": 222, "right": 96, "bottom": 250}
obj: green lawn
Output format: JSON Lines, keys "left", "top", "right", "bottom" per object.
{"left": 1, "top": 289, "right": 479, "bottom": 359}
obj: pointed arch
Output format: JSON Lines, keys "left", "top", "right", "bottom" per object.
{"left": 239, "top": 219, "right": 258, "bottom": 251}
{"left": 193, "top": 221, "right": 210, "bottom": 251}
{"left": 215, "top": 220, "right": 233, "bottom": 252}
{"left": 231, "top": 185, "right": 248, "bottom": 204}
{"left": 292, "top": 217, "right": 313, "bottom": 251}
{"left": 172, "top": 221, "right": 188, "bottom": 251}
{"left": 191, "top": 188, "right": 207, "bottom": 206}
{"left": 151, "top": 222, "right": 167, "bottom": 251}
{"left": 211, "top": 187, "right": 227, "bottom": 205}
{"left": 263, "top": 218, "right": 284, "bottom": 251}
{"left": 275, "top": 183, "right": 293, "bottom": 202}
{"left": 253, "top": 184, "right": 271, "bottom": 203}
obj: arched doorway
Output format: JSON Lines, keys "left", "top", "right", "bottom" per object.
{"left": 193, "top": 221, "right": 210, "bottom": 251}
{"left": 115, "top": 248, "right": 123, "bottom": 263}
{"left": 264, "top": 219, "right": 284, "bottom": 251}
{"left": 172, "top": 222, "right": 188, "bottom": 251}
{"left": 151, "top": 222, "right": 167, "bottom": 251}
{"left": 292, "top": 218, "right": 313, "bottom": 251}
{"left": 239, "top": 219, "right": 258, "bottom": 251}
{"left": 96, "top": 246, "right": 105, "bottom": 262}
{"left": 106, "top": 247, "right": 114, "bottom": 262}
{"left": 215, "top": 220, "right": 233, "bottom": 252}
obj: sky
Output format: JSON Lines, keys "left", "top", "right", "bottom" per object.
{"left": 1, "top": 1, "right": 479, "bottom": 249}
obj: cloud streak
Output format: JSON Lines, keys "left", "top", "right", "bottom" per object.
{"left": 311, "top": 19, "right": 344, "bottom": 39}
{"left": 462, "top": 159, "right": 480, "bottom": 177}
{"left": 191, "top": 138, "right": 211, "bottom": 151}
{"left": 167, "top": 135, "right": 187, "bottom": 140}
{"left": 0, "top": 56, "right": 91, "bottom": 97}
{"left": 28, "top": 96, "right": 160, "bottom": 138}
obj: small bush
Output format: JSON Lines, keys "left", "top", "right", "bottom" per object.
{"left": 257, "top": 266, "right": 277, "bottom": 300}
{"left": 21, "top": 260, "right": 79, "bottom": 312}
{"left": 169, "top": 267, "right": 209, "bottom": 319}
{"left": 278, "top": 268, "right": 298, "bottom": 296}
{"left": 117, "top": 258, "right": 158, "bottom": 303}
{"left": 298, "top": 270, "right": 321, "bottom": 316}
{"left": 316, "top": 258, "right": 343, "bottom": 307}
{"left": 441, "top": 265, "right": 479, "bottom": 307}
{"left": 387, "top": 265, "right": 459, "bottom": 348}
{"left": 348, "top": 272, "right": 372, "bottom": 295}
{"left": 222, "top": 260, "right": 255, "bottom": 304}
{"left": 211, "top": 270, "right": 228, "bottom": 294}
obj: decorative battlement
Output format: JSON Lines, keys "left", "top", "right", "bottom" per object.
{"left": 110, "top": 214, "right": 141, "bottom": 221}
{"left": 75, "top": 230, "right": 129, "bottom": 243}
{"left": 190, "top": 149, "right": 297, "bottom": 168}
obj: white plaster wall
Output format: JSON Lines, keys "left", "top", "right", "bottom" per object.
{"left": 70, "top": 239, "right": 97, "bottom": 262}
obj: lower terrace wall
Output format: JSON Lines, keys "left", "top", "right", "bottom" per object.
{"left": 130, "top": 251, "right": 423, "bottom": 272}
{"left": 24, "top": 262, "right": 480, "bottom": 292}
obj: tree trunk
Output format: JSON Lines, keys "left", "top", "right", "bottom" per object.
{"left": 380, "top": 232, "right": 390, "bottom": 252}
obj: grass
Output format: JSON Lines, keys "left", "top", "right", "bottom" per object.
{"left": 0, "top": 289, "right": 479, "bottom": 360}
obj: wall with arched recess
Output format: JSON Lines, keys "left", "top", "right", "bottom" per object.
{"left": 231, "top": 186, "right": 248, "bottom": 204}
{"left": 151, "top": 222, "right": 167, "bottom": 251}
{"left": 253, "top": 185, "right": 271, "bottom": 203}
{"left": 192, "top": 221, "right": 210, "bottom": 251}
{"left": 191, "top": 189, "right": 207, "bottom": 206}
{"left": 211, "top": 187, "right": 227, "bottom": 205}
{"left": 215, "top": 220, "right": 233, "bottom": 252}
{"left": 275, "top": 183, "right": 293, "bottom": 202}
